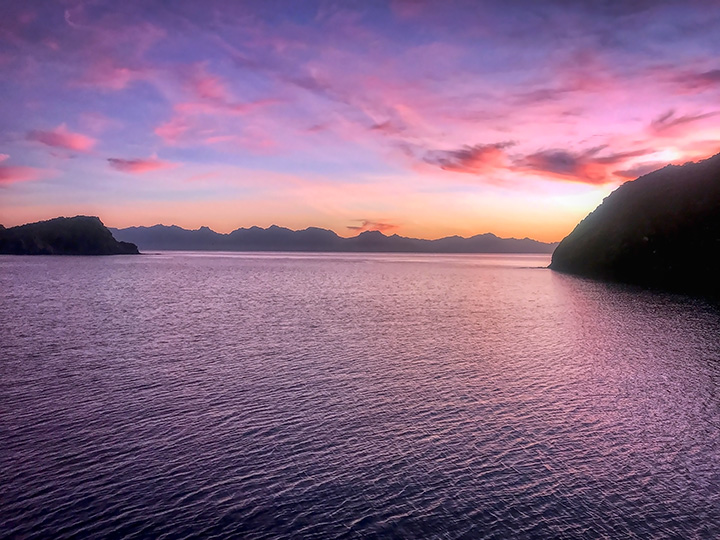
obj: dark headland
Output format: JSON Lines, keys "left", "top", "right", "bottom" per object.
{"left": 110, "top": 224, "right": 557, "bottom": 253}
{"left": 550, "top": 152, "right": 720, "bottom": 297}
{"left": 0, "top": 216, "right": 139, "bottom": 255}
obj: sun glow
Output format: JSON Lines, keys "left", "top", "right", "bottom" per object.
{"left": 1, "top": 2, "right": 719, "bottom": 241}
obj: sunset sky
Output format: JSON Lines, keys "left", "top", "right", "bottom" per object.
{"left": 1, "top": 0, "right": 719, "bottom": 242}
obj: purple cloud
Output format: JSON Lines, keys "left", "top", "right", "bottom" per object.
{"left": 425, "top": 142, "right": 515, "bottom": 174}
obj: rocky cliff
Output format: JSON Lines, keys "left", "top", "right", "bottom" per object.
{"left": 550, "top": 153, "right": 720, "bottom": 297}
{"left": 0, "top": 216, "right": 140, "bottom": 255}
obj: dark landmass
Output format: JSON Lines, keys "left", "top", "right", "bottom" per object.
{"left": 0, "top": 216, "right": 140, "bottom": 255}
{"left": 109, "top": 224, "right": 557, "bottom": 253}
{"left": 550, "top": 152, "right": 720, "bottom": 297}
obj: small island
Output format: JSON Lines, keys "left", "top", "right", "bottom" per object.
{"left": 550, "top": 152, "right": 720, "bottom": 297}
{"left": 0, "top": 216, "right": 139, "bottom": 255}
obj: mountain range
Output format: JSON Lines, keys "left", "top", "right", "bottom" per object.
{"left": 110, "top": 225, "right": 557, "bottom": 253}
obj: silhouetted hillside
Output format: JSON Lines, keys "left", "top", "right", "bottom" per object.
{"left": 550, "top": 152, "right": 720, "bottom": 297}
{"left": 110, "top": 224, "right": 556, "bottom": 253}
{"left": 0, "top": 216, "right": 139, "bottom": 255}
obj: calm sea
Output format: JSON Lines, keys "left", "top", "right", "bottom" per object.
{"left": 1, "top": 252, "right": 719, "bottom": 539}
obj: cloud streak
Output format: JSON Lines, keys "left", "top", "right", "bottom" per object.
{"left": 26, "top": 125, "right": 95, "bottom": 152}
{"left": 0, "top": 165, "right": 46, "bottom": 185}
{"left": 108, "top": 157, "right": 177, "bottom": 174}
{"left": 424, "top": 142, "right": 653, "bottom": 185}
{"left": 613, "top": 162, "right": 667, "bottom": 179}
{"left": 425, "top": 143, "right": 515, "bottom": 174}
{"left": 649, "top": 109, "right": 718, "bottom": 136}
{"left": 347, "top": 219, "right": 400, "bottom": 234}
{"left": 516, "top": 147, "right": 651, "bottom": 184}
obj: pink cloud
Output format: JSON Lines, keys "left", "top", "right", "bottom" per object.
{"left": 155, "top": 117, "right": 189, "bottom": 144}
{"left": 170, "top": 64, "right": 279, "bottom": 119}
{"left": 347, "top": 219, "right": 400, "bottom": 234}
{"left": 204, "top": 135, "right": 237, "bottom": 145}
{"left": 0, "top": 165, "right": 45, "bottom": 185}
{"left": 186, "top": 65, "right": 231, "bottom": 101}
{"left": 426, "top": 143, "right": 514, "bottom": 174}
{"left": 390, "top": 0, "right": 428, "bottom": 20}
{"left": 186, "top": 171, "right": 222, "bottom": 183}
{"left": 683, "top": 69, "right": 720, "bottom": 91}
{"left": 78, "top": 60, "right": 147, "bottom": 90}
{"left": 656, "top": 66, "right": 720, "bottom": 94}
{"left": 173, "top": 98, "right": 278, "bottom": 117}
{"left": 516, "top": 147, "right": 650, "bottom": 185}
{"left": 26, "top": 124, "right": 96, "bottom": 152}
{"left": 678, "top": 139, "right": 720, "bottom": 157}
{"left": 614, "top": 162, "right": 666, "bottom": 179}
{"left": 425, "top": 142, "right": 654, "bottom": 185}
{"left": 108, "top": 157, "right": 177, "bottom": 174}
{"left": 202, "top": 132, "right": 277, "bottom": 153}
{"left": 79, "top": 112, "right": 121, "bottom": 134}
{"left": 649, "top": 109, "right": 717, "bottom": 137}
{"left": 62, "top": 12, "right": 163, "bottom": 91}
{"left": 154, "top": 98, "right": 279, "bottom": 147}
{"left": 152, "top": 63, "right": 280, "bottom": 150}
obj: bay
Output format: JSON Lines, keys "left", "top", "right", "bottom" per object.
{"left": 1, "top": 252, "right": 719, "bottom": 539}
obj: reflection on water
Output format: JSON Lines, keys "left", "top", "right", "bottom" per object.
{"left": 1, "top": 253, "right": 719, "bottom": 539}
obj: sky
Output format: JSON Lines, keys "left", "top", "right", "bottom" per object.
{"left": 1, "top": 0, "right": 719, "bottom": 242}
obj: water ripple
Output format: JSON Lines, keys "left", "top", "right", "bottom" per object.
{"left": 1, "top": 253, "right": 719, "bottom": 539}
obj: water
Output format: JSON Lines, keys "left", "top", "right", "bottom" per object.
{"left": 1, "top": 252, "right": 719, "bottom": 539}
